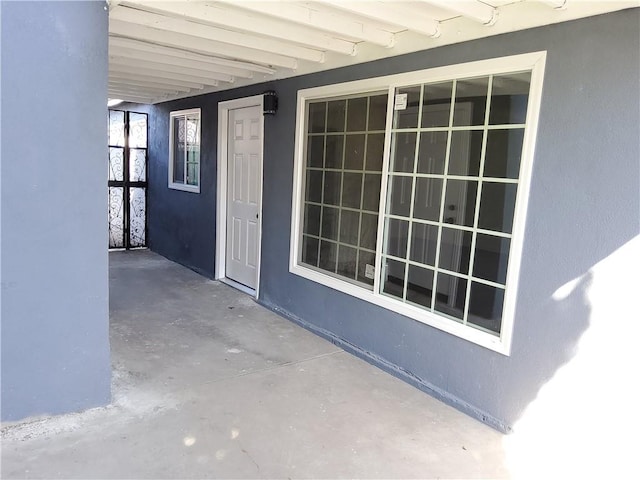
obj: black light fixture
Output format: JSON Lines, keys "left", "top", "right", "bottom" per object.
{"left": 263, "top": 90, "right": 278, "bottom": 115}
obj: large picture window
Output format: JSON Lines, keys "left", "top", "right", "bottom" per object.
{"left": 169, "top": 108, "right": 201, "bottom": 193}
{"left": 291, "top": 53, "right": 546, "bottom": 354}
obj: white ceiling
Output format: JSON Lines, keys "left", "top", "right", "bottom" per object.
{"left": 107, "top": 0, "right": 638, "bottom": 104}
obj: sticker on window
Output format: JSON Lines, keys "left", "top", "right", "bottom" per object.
{"left": 365, "top": 264, "right": 375, "bottom": 279}
{"left": 394, "top": 93, "right": 408, "bottom": 110}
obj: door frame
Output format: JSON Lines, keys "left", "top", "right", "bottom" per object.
{"left": 216, "top": 94, "right": 265, "bottom": 297}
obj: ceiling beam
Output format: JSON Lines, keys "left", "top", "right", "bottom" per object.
{"left": 109, "top": 19, "right": 298, "bottom": 70}
{"left": 319, "top": 0, "right": 440, "bottom": 38}
{"left": 109, "top": 36, "right": 276, "bottom": 75}
{"left": 110, "top": 45, "right": 254, "bottom": 79}
{"left": 108, "top": 72, "right": 205, "bottom": 91}
{"left": 120, "top": 0, "right": 357, "bottom": 55}
{"left": 109, "top": 56, "right": 235, "bottom": 83}
{"left": 107, "top": 90, "right": 159, "bottom": 103}
{"left": 109, "top": 63, "right": 220, "bottom": 88}
{"left": 110, "top": 6, "right": 325, "bottom": 63}
{"left": 538, "top": 0, "right": 568, "bottom": 9}
{"left": 108, "top": 96, "right": 156, "bottom": 105}
{"left": 419, "top": 0, "right": 497, "bottom": 26}
{"left": 108, "top": 81, "right": 181, "bottom": 95}
{"left": 221, "top": 0, "right": 396, "bottom": 47}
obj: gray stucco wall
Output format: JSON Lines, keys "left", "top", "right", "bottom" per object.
{"left": 1, "top": 2, "right": 111, "bottom": 421}
{"left": 146, "top": 9, "right": 639, "bottom": 430}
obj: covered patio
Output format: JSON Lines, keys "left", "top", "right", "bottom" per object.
{"left": 1, "top": 251, "right": 507, "bottom": 478}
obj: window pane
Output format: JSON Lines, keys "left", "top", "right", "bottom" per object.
{"left": 307, "top": 136, "right": 325, "bottom": 168}
{"left": 301, "top": 94, "right": 386, "bottom": 289}
{"left": 340, "top": 210, "right": 360, "bottom": 246}
{"left": 303, "top": 203, "right": 321, "bottom": 236}
{"left": 347, "top": 97, "right": 368, "bottom": 132}
{"left": 449, "top": 130, "right": 483, "bottom": 177}
{"left": 391, "top": 132, "right": 416, "bottom": 173}
{"left": 323, "top": 171, "right": 341, "bottom": 205}
{"left": 341, "top": 172, "right": 362, "bottom": 209}
{"left": 484, "top": 129, "right": 524, "bottom": 179}
{"left": 109, "top": 110, "right": 125, "bottom": 146}
{"left": 443, "top": 179, "right": 477, "bottom": 227}
{"left": 361, "top": 174, "right": 380, "bottom": 212}
{"left": 129, "top": 149, "right": 146, "bottom": 182}
{"left": 306, "top": 170, "right": 323, "bottom": 203}
{"left": 344, "top": 134, "right": 365, "bottom": 170}
{"left": 394, "top": 85, "right": 421, "bottom": 129}
{"left": 413, "top": 178, "right": 442, "bottom": 222}
{"left": 368, "top": 94, "right": 388, "bottom": 131}
{"left": 308, "top": 102, "right": 326, "bottom": 133}
{"left": 321, "top": 206, "right": 339, "bottom": 240}
{"left": 388, "top": 175, "right": 413, "bottom": 217}
{"left": 302, "top": 235, "right": 319, "bottom": 266}
{"left": 417, "top": 131, "right": 447, "bottom": 174}
{"left": 410, "top": 223, "right": 438, "bottom": 266}
{"left": 357, "top": 250, "right": 376, "bottom": 286}
{"left": 422, "top": 81, "right": 453, "bottom": 128}
{"left": 186, "top": 116, "right": 199, "bottom": 145}
{"left": 327, "top": 100, "right": 346, "bottom": 132}
{"left": 382, "top": 258, "right": 405, "bottom": 299}
{"left": 128, "top": 112, "right": 147, "bottom": 148}
{"left": 473, "top": 234, "right": 510, "bottom": 284}
{"left": 360, "top": 213, "right": 378, "bottom": 251}
{"left": 407, "top": 265, "right": 434, "bottom": 308}
{"left": 325, "top": 135, "right": 344, "bottom": 169}
{"left": 366, "top": 133, "right": 385, "bottom": 171}
{"left": 434, "top": 272, "right": 466, "bottom": 320}
{"left": 186, "top": 162, "right": 199, "bottom": 186}
{"left": 438, "top": 227, "right": 472, "bottom": 274}
{"left": 337, "top": 245, "right": 358, "bottom": 279}
{"left": 453, "top": 77, "right": 489, "bottom": 126}
{"left": 108, "top": 187, "right": 124, "bottom": 248}
{"left": 489, "top": 72, "right": 531, "bottom": 125}
{"left": 130, "top": 187, "right": 146, "bottom": 247}
{"left": 319, "top": 240, "right": 338, "bottom": 272}
{"left": 109, "top": 147, "right": 124, "bottom": 181}
{"left": 468, "top": 283, "right": 505, "bottom": 334}
{"left": 385, "top": 218, "right": 409, "bottom": 258}
{"left": 172, "top": 116, "right": 185, "bottom": 183}
{"left": 478, "top": 182, "right": 518, "bottom": 233}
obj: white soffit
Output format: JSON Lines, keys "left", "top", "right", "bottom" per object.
{"left": 107, "top": 0, "right": 639, "bottom": 104}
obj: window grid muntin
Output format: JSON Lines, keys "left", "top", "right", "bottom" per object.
{"left": 301, "top": 93, "right": 387, "bottom": 286}
{"left": 381, "top": 73, "right": 528, "bottom": 335}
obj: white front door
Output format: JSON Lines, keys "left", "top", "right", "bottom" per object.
{"left": 225, "top": 105, "right": 262, "bottom": 289}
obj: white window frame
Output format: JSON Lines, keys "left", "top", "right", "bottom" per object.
{"left": 290, "top": 52, "right": 547, "bottom": 355}
{"left": 169, "top": 108, "right": 201, "bottom": 193}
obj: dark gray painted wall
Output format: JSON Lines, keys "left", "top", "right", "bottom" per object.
{"left": 1, "top": 2, "right": 111, "bottom": 421}
{"left": 146, "top": 10, "right": 639, "bottom": 430}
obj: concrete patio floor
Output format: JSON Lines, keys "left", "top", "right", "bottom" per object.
{"left": 2, "top": 250, "right": 509, "bottom": 479}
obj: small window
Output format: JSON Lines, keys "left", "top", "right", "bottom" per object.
{"left": 291, "top": 53, "right": 546, "bottom": 354}
{"left": 169, "top": 108, "right": 201, "bottom": 193}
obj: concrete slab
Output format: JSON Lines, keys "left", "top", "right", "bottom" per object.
{"left": 1, "top": 250, "right": 509, "bottom": 479}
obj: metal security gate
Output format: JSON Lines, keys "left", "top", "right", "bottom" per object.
{"left": 108, "top": 110, "right": 148, "bottom": 249}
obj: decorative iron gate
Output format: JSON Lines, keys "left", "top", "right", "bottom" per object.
{"left": 108, "top": 110, "right": 148, "bottom": 249}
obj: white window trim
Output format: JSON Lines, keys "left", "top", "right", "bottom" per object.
{"left": 169, "top": 108, "right": 201, "bottom": 193}
{"left": 290, "top": 51, "right": 547, "bottom": 355}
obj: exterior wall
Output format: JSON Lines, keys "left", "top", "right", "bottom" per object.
{"left": 145, "top": 10, "right": 639, "bottom": 430}
{"left": 1, "top": 2, "right": 111, "bottom": 421}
